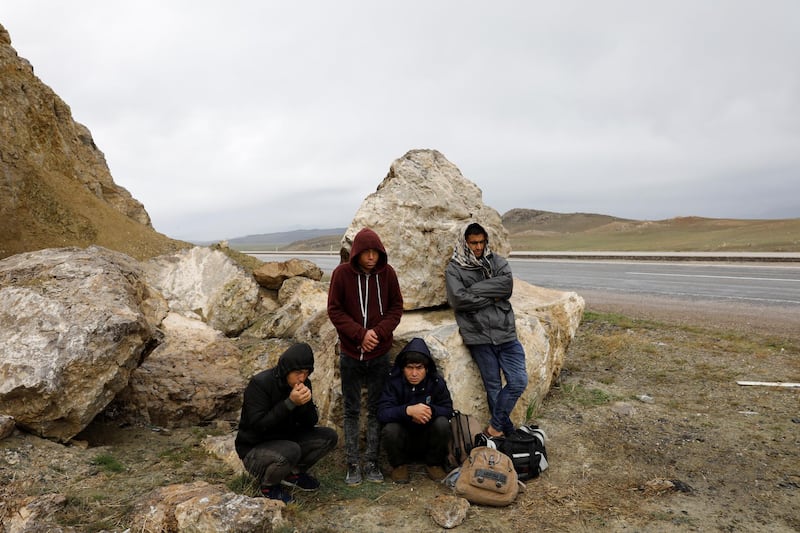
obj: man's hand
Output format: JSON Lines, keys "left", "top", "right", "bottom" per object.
{"left": 361, "top": 329, "right": 379, "bottom": 352}
{"left": 289, "top": 382, "right": 312, "bottom": 406}
{"left": 406, "top": 403, "right": 432, "bottom": 424}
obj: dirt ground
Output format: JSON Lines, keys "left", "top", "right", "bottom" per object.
{"left": 1, "top": 291, "right": 798, "bottom": 532}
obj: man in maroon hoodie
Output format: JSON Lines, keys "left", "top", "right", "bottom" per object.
{"left": 327, "top": 228, "right": 404, "bottom": 485}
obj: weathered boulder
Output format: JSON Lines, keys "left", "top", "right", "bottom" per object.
{"left": 253, "top": 258, "right": 323, "bottom": 289}
{"left": 128, "top": 481, "right": 285, "bottom": 532}
{"left": 341, "top": 149, "right": 510, "bottom": 310}
{"left": 0, "top": 246, "right": 164, "bottom": 442}
{"left": 144, "top": 246, "right": 260, "bottom": 336}
{"left": 108, "top": 312, "right": 246, "bottom": 428}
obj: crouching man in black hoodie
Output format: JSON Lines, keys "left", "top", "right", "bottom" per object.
{"left": 377, "top": 338, "right": 454, "bottom": 484}
{"left": 235, "top": 343, "right": 338, "bottom": 503}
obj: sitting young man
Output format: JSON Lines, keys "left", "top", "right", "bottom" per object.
{"left": 376, "top": 337, "right": 454, "bottom": 483}
{"left": 235, "top": 343, "right": 338, "bottom": 503}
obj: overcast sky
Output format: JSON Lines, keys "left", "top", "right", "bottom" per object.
{"left": 4, "top": 1, "right": 799, "bottom": 241}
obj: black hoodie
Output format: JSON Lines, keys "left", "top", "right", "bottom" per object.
{"left": 235, "top": 343, "right": 319, "bottom": 459}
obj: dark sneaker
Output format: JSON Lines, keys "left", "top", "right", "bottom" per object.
{"left": 260, "top": 484, "right": 294, "bottom": 504}
{"left": 282, "top": 472, "right": 320, "bottom": 491}
{"left": 426, "top": 465, "right": 447, "bottom": 482}
{"left": 390, "top": 464, "right": 409, "bottom": 484}
{"left": 345, "top": 463, "right": 362, "bottom": 485}
{"left": 364, "top": 461, "right": 384, "bottom": 483}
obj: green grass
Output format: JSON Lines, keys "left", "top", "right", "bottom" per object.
{"left": 556, "top": 382, "right": 616, "bottom": 407}
{"left": 91, "top": 454, "right": 124, "bottom": 473}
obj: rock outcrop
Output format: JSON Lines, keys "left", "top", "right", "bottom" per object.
{"left": 0, "top": 23, "right": 188, "bottom": 261}
{"left": 341, "top": 149, "right": 510, "bottom": 310}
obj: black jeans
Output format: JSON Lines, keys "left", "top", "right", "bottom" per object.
{"left": 381, "top": 416, "right": 451, "bottom": 467}
{"left": 242, "top": 426, "right": 338, "bottom": 487}
{"left": 340, "top": 353, "right": 390, "bottom": 464}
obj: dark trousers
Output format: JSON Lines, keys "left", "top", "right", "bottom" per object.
{"left": 381, "top": 416, "right": 451, "bottom": 467}
{"left": 242, "top": 426, "right": 338, "bottom": 487}
{"left": 340, "top": 353, "right": 390, "bottom": 464}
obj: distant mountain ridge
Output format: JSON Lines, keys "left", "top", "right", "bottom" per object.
{"left": 222, "top": 228, "right": 347, "bottom": 249}
{"left": 224, "top": 209, "right": 800, "bottom": 253}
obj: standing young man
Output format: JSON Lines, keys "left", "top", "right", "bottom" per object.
{"left": 377, "top": 337, "right": 454, "bottom": 483}
{"left": 445, "top": 222, "right": 528, "bottom": 438}
{"left": 327, "top": 228, "right": 403, "bottom": 485}
{"left": 235, "top": 343, "right": 338, "bottom": 504}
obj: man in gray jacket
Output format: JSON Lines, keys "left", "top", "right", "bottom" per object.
{"left": 445, "top": 222, "right": 528, "bottom": 438}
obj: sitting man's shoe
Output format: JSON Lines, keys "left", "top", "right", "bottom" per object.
{"left": 345, "top": 463, "right": 362, "bottom": 485}
{"left": 390, "top": 464, "right": 410, "bottom": 484}
{"left": 281, "top": 472, "right": 320, "bottom": 491}
{"left": 426, "top": 465, "right": 447, "bottom": 482}
{"left": 363, "top": 461, "right": 384, "bottom": 483}
{"left": 260, "top": 484, "right": 294, "bottom": 504}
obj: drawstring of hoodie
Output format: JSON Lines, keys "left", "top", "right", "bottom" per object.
{"left": 358, "top": 273, "right": 369, "bottom": 329}
{"left": 357, "top": 272, "right": 385, "bottom": 358}
{"left": 375, "top": 273, "right": 384, "bottom": 315}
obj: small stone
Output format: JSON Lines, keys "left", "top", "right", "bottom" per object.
{"left": 429, "top": 494, "right": 470, "bottom": 529}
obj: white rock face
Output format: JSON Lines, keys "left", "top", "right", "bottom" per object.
{"left": 341, "top": 149, "right": 510, "bottom": 310}
{"left": 144, "top": 247, "right": 260, "bottom": 336}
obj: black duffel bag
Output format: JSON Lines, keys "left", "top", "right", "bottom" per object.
{"left": 475, "top": 424, "right": 549, "bottom": 481}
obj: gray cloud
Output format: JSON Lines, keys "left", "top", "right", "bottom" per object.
{"left": 4, "top": 1, "right": 799, "bottom": 241}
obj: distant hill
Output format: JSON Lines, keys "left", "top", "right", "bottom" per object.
{"left": 224, "top": 228, "right": 346, "bottom": 251}
{"left": 503, "top": 209, "right": 800, "bottom": 252}
{"left": 502, "top": 208, "right": 632, "bottom": 234}
{"left": 227, "top": 209, "right": 800, "bottom": 253}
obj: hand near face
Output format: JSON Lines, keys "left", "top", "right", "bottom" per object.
{"left": 289, "top": 382, "right": 312, "bottom": 406}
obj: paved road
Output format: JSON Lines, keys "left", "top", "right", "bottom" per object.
{"left": 512, "top": 259, "right": 800, "bottom": 307}
{"left": 249, "top": 253, "right": 800, "bottom": 308}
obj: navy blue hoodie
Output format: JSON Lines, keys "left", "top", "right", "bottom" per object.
{"left": 376, "top": 338, "right": 454, "bottom": 428}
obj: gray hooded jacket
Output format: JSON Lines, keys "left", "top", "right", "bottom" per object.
{"left": 444, "top": 226, "right": 518, "bottom": 346}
